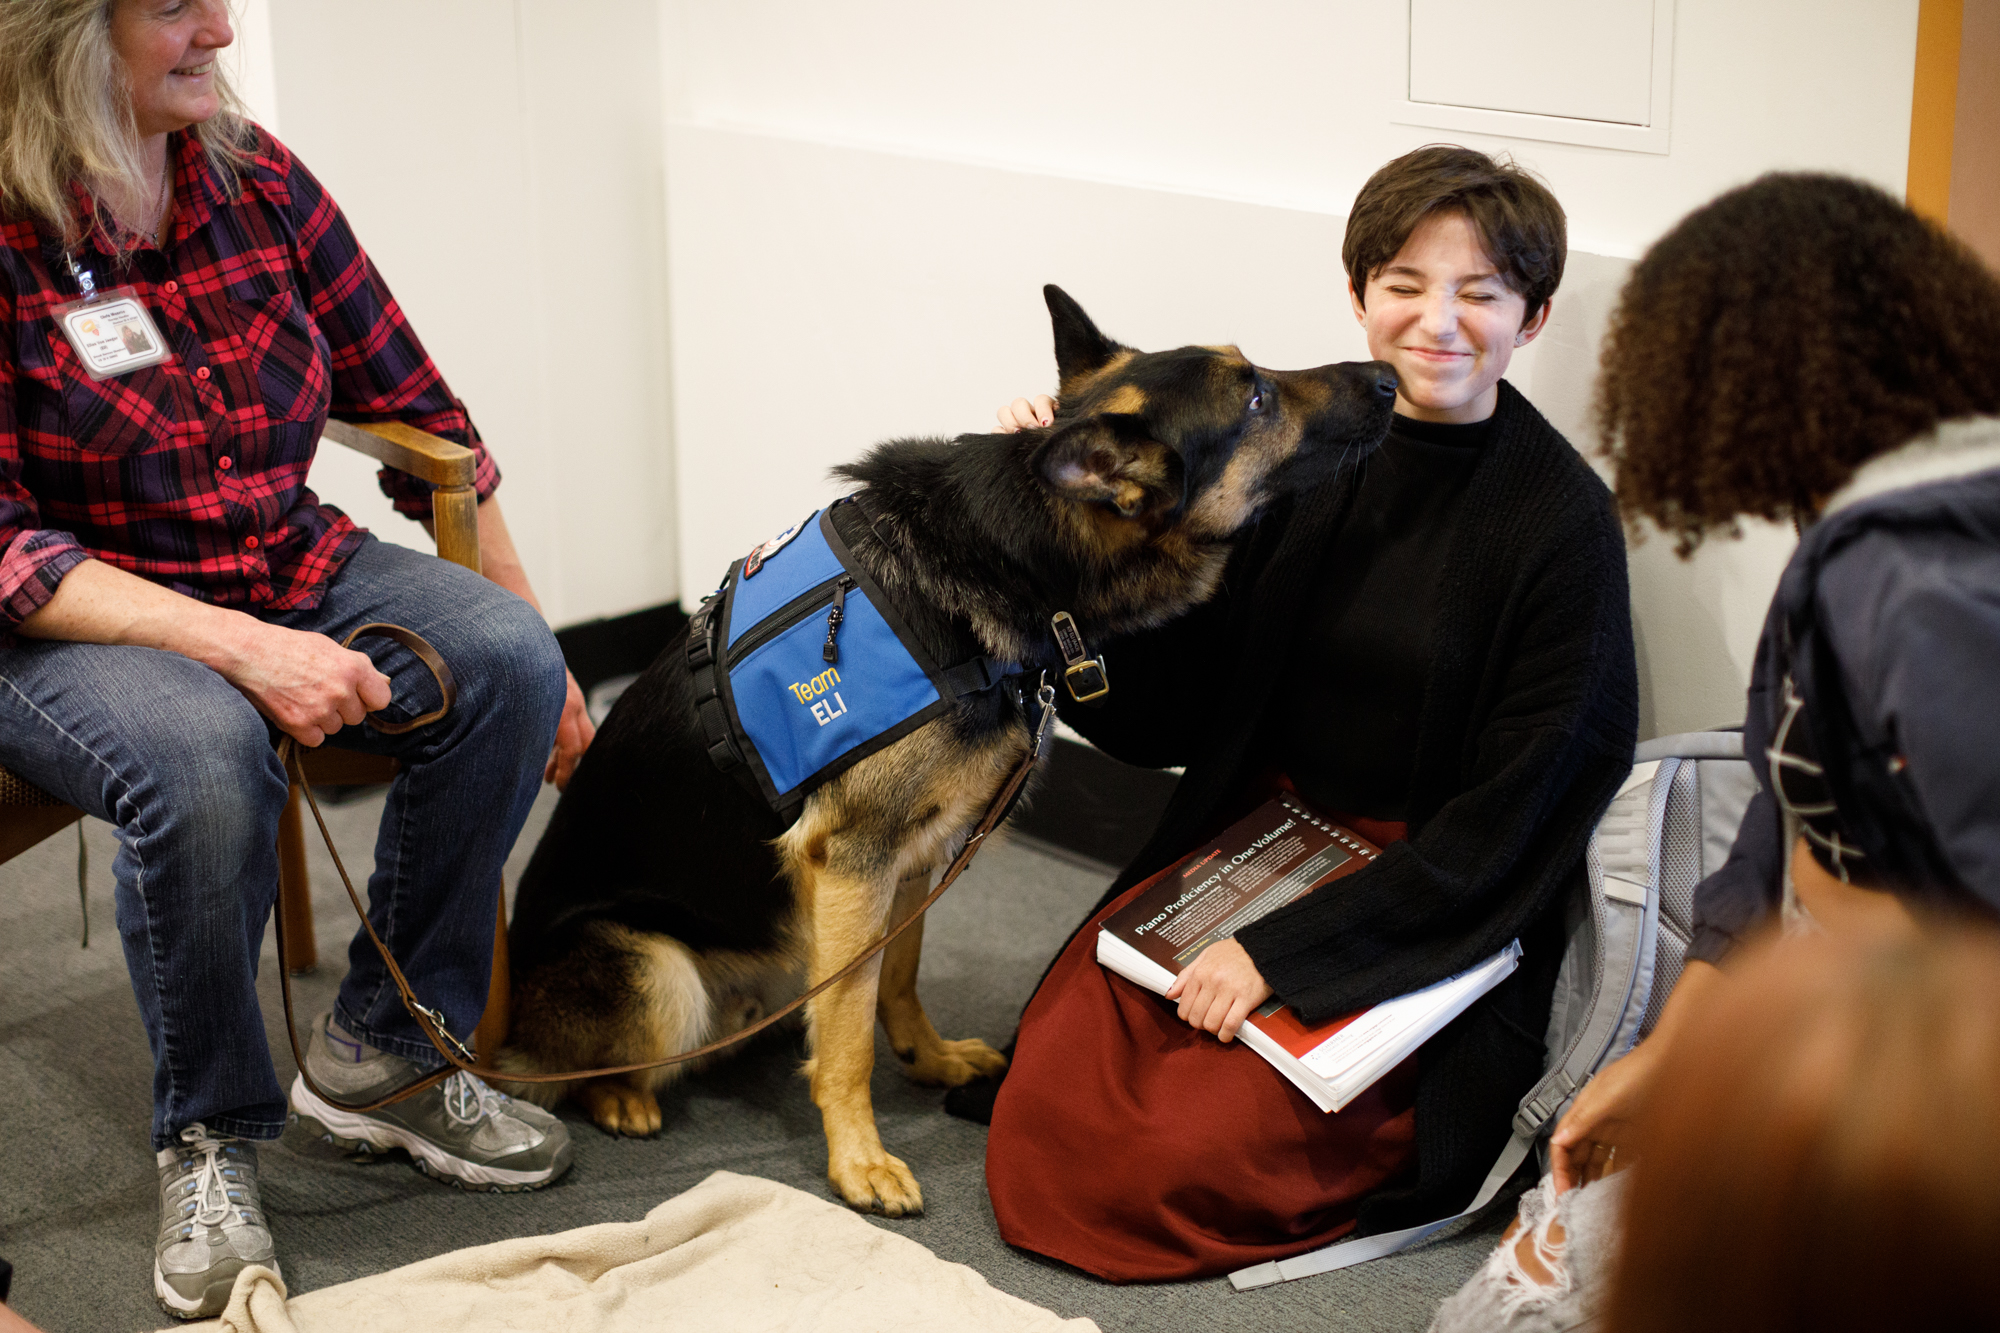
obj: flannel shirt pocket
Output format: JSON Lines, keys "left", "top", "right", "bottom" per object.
{"left": 222, "top": 285, "right": 331, "bottom": 425}
{"left": 48, "top": 328, "right": 174, "bottom": 457}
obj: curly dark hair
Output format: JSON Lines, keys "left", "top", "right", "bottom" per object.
{"left": 1599, "top": 172, "right": 2000, "bottom": 552}
{"left": 1343, "top": 145, "right": 1567, "bottom": 318}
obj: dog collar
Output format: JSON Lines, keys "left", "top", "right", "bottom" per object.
{"left": 1050, "top": 611, "right": 1110, "bottom": 704}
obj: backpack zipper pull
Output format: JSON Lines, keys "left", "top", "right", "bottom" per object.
{"left": 823, "top": 577, "right": 851, "bottom": 663}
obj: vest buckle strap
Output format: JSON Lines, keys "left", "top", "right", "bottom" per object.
{"left": 939, "top": 655, "right": 1009, "bottom": 697}
{"left": 1050, "top": 610, "right": 1110, "bottom": 704}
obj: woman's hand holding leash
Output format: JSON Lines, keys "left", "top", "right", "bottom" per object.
{"left": 12, "top": 555, "right": 391, "bottom": 748}
{"left": 1166, "top": 938, "right": 1274, "bottom": 1043}
{"left": 220, "top": 621, "right": 392, "bottom": 748}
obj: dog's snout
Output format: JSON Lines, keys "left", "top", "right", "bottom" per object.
{"left": 1368, "top": 362, "right": 1398, "bottom": 400}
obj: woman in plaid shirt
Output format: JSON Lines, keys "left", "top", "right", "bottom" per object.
{"left": 0, "top": 2, "right": 593, "bottom": 1318}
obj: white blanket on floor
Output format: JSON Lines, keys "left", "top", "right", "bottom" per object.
{"left": 166, "top": 1170, "right": 1099, "bottom": 1333}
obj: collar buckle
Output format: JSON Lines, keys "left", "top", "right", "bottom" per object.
{"left": 1050, "top": 611, "right": 1110, "bottom": 704}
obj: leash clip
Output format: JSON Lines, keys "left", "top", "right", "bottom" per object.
{"left": 1049, "top": 611, "right": 1109, "bottom": 704}
{"left": 412, "top": 1002, "right": 477, "bottom": 1065}
{"left": 1031, "top": 678, "right": 1058, "bottom": 756}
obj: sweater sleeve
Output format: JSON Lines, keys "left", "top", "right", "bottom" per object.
{"left": 1235, "top": 497, "right": 1637, "bottom": 1023}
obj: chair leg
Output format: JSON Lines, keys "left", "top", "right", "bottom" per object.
{"left": 277, "top": 785, "right": 319, "bottom": 975}
{"left": 474, "top": 888, "right": 511, "bottom": 1057}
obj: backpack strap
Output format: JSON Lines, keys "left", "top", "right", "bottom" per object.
{"left": 1232, "top": 751, "right": 1678, "bottom": 1290}
{"left": 1231, "top": 1132, "right": 1538, "bottom": 1288}
{"left": 1510, "top": 760, "right": 1668, "bottom": 1135}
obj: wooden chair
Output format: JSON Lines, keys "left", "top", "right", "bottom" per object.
{"left": 0, "top": 419, "right": 512, "bottom": 1057}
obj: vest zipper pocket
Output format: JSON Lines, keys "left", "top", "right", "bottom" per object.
{"left": 822, "top": 576, "right": 852, "bottom": 663}
{"left": 724, "top": 575, "right": 846, "bottom": 669}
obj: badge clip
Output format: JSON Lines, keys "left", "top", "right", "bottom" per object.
{"left": 52, "top": 255, "right": 171, "bottom": 381}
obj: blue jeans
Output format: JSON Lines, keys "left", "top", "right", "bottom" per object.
{"left": 0, "top": 537, "right": 566, "bottom": 1149}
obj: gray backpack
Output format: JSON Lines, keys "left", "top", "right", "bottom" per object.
{"left": 1232, "top": 730, "right": 1759, "bottom": 1289}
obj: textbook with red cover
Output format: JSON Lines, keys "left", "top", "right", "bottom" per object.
{"left": 1095, "top": 792, "right": 1521, "bottom": 1111}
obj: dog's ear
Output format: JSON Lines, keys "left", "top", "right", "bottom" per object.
{"left": 1036, "top": 413, "right": 1182, "bottom": 520}
{"left": 1045, "top": 284, "right": 1124, "bottom": 392}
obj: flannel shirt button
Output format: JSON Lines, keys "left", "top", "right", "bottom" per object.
{"left": 217, "top": 456, "right": 232, "bottom": 471}
{"left": 195, "top": 367, "right": 211, "bottom": 381}
{"left": 243, "top": 535, "right": 259, "bottom": 550}
{"left": 164, "top": 280, "right": 179, "bottom": 294}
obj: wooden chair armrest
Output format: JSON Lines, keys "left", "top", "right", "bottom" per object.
{"left": 321, "top": 419, "right": 482, "bottom": 573}
{"left": 321, "top": 419, "right": 475, "bottom": 487}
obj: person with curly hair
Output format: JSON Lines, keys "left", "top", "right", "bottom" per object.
{"left": 1433, "top": 170, "right": 2000, "bottom": 1333}
{"left": 1549, "top": 168, "right": 2000, "bottom": 1188}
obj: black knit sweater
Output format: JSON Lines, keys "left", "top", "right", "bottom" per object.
{"left": 1057, "top": 381, "right": 1639, "bottom": 1234}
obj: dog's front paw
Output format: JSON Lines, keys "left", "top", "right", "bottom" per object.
{"left": 576, "top": 1079, "right": 662, "bottom": 1137}
{"left": 902, "top": 1036, "right": 1009, "bottom": 1088}
{"left": 828, "top": 1149, "right": 925, "bottom": 1218}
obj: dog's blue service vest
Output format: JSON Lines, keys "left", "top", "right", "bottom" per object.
{"left": 687, "top": 503, "right": 1016, "bottom": 821}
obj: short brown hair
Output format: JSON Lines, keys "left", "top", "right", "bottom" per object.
{"left": 1598, "top": 172, "right": 2000, "bottom": 552}
{"left": 1342, "top": 145, "right": 1567, "bottom": 318}
{"left": 1608, "top": 927, "right": 2000, "bottom": 1332}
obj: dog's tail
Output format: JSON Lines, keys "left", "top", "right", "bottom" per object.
{"left": 484, "top": 1044, "right": 575, "bottom": 1109}
{"left": 488, "top": 927, "right": 784, "bottom": 1108}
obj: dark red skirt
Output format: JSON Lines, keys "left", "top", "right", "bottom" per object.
{"left": 986, "top": 814, "right": 1417, "bottom": 1282}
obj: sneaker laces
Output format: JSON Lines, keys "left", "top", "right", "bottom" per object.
{"left": 440, "top": 1070, "right": 508, "bottom": 1127}
{"left": 176, "top": 1124, "right": 236, "bottom": 1230}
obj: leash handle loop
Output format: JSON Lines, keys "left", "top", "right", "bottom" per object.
{"left": 340, "top": 622, "right": 457, "bottom": 734}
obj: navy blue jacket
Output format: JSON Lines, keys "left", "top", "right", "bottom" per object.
{"left": 1691, "top": 420, "right": 2000, "bottom": 963}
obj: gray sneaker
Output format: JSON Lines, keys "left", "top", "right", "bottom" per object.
{"left": 287, "top": 1013, "right": 572, "bottom": 1192}
{"left": 154, "top": 1124, "right": 279, "bottom": 1320}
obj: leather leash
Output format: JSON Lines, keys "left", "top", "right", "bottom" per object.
{"left": 275, "top": 623, "right": 1054, "bottom": 1114}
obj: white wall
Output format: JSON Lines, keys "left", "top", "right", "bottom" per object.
{"left": 222, "top": 0, "right": 279, "bottom": 134}
{"left": 660, "top": 0, "right": 1916, "bottom": 259}
{"left": 264, "top": 0, "right": 676, "bottom": 629}
{"left": 660, "top": 0, "right": 1919, "bottom": 738}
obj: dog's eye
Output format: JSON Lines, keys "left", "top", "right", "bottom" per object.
{"left": 1248, "top": 391, "right": 1264, "bottom": 415}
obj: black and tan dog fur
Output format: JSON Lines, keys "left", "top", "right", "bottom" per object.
{"left": 499, "top": 286, "right": 1397, "bottom": 1215}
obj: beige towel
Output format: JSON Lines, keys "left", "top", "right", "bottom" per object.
{"left": 167, "top": 1170, "right": 1098, "bottom": 1333}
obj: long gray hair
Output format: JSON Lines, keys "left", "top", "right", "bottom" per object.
{"left": 0, "top": 0, "right": 252, "bottom": 246}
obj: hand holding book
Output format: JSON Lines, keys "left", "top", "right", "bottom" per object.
{"left": 1096, "top": 791, "right": 1521, "bottom": 1112}
{"left": 1162, "top": 937, "right": 1271, "bottom": 1043}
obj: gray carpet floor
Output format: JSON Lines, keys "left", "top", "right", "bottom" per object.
{"left": 0, "top": 786, "right": 1510, "bottom": 1332}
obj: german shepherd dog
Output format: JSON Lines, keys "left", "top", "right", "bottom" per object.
{"left": 500, "top": 286, "right": 1396, "bottom": 1215}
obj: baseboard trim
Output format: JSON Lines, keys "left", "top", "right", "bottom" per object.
{"left": 554, "top": 602, "right": 688, "bottom": 696}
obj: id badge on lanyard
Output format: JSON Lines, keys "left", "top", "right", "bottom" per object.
{"left": 51, "top": 257, "right": 171, "bottom": 381}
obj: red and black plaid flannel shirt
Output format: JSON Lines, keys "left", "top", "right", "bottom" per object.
{"left": 0, "top": 126, "right": 499, "bottom": 632}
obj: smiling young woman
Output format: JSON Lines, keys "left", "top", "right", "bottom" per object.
{"left": 1350, "top": 209, "right": 1551, "bottom": 423}
{"left": 967, "top": 146, "right": 1638, "bottom": 1282}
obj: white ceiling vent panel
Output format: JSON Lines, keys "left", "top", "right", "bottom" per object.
{"left": 1396, "top": 0, "right": 1674, "bottom": 153}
